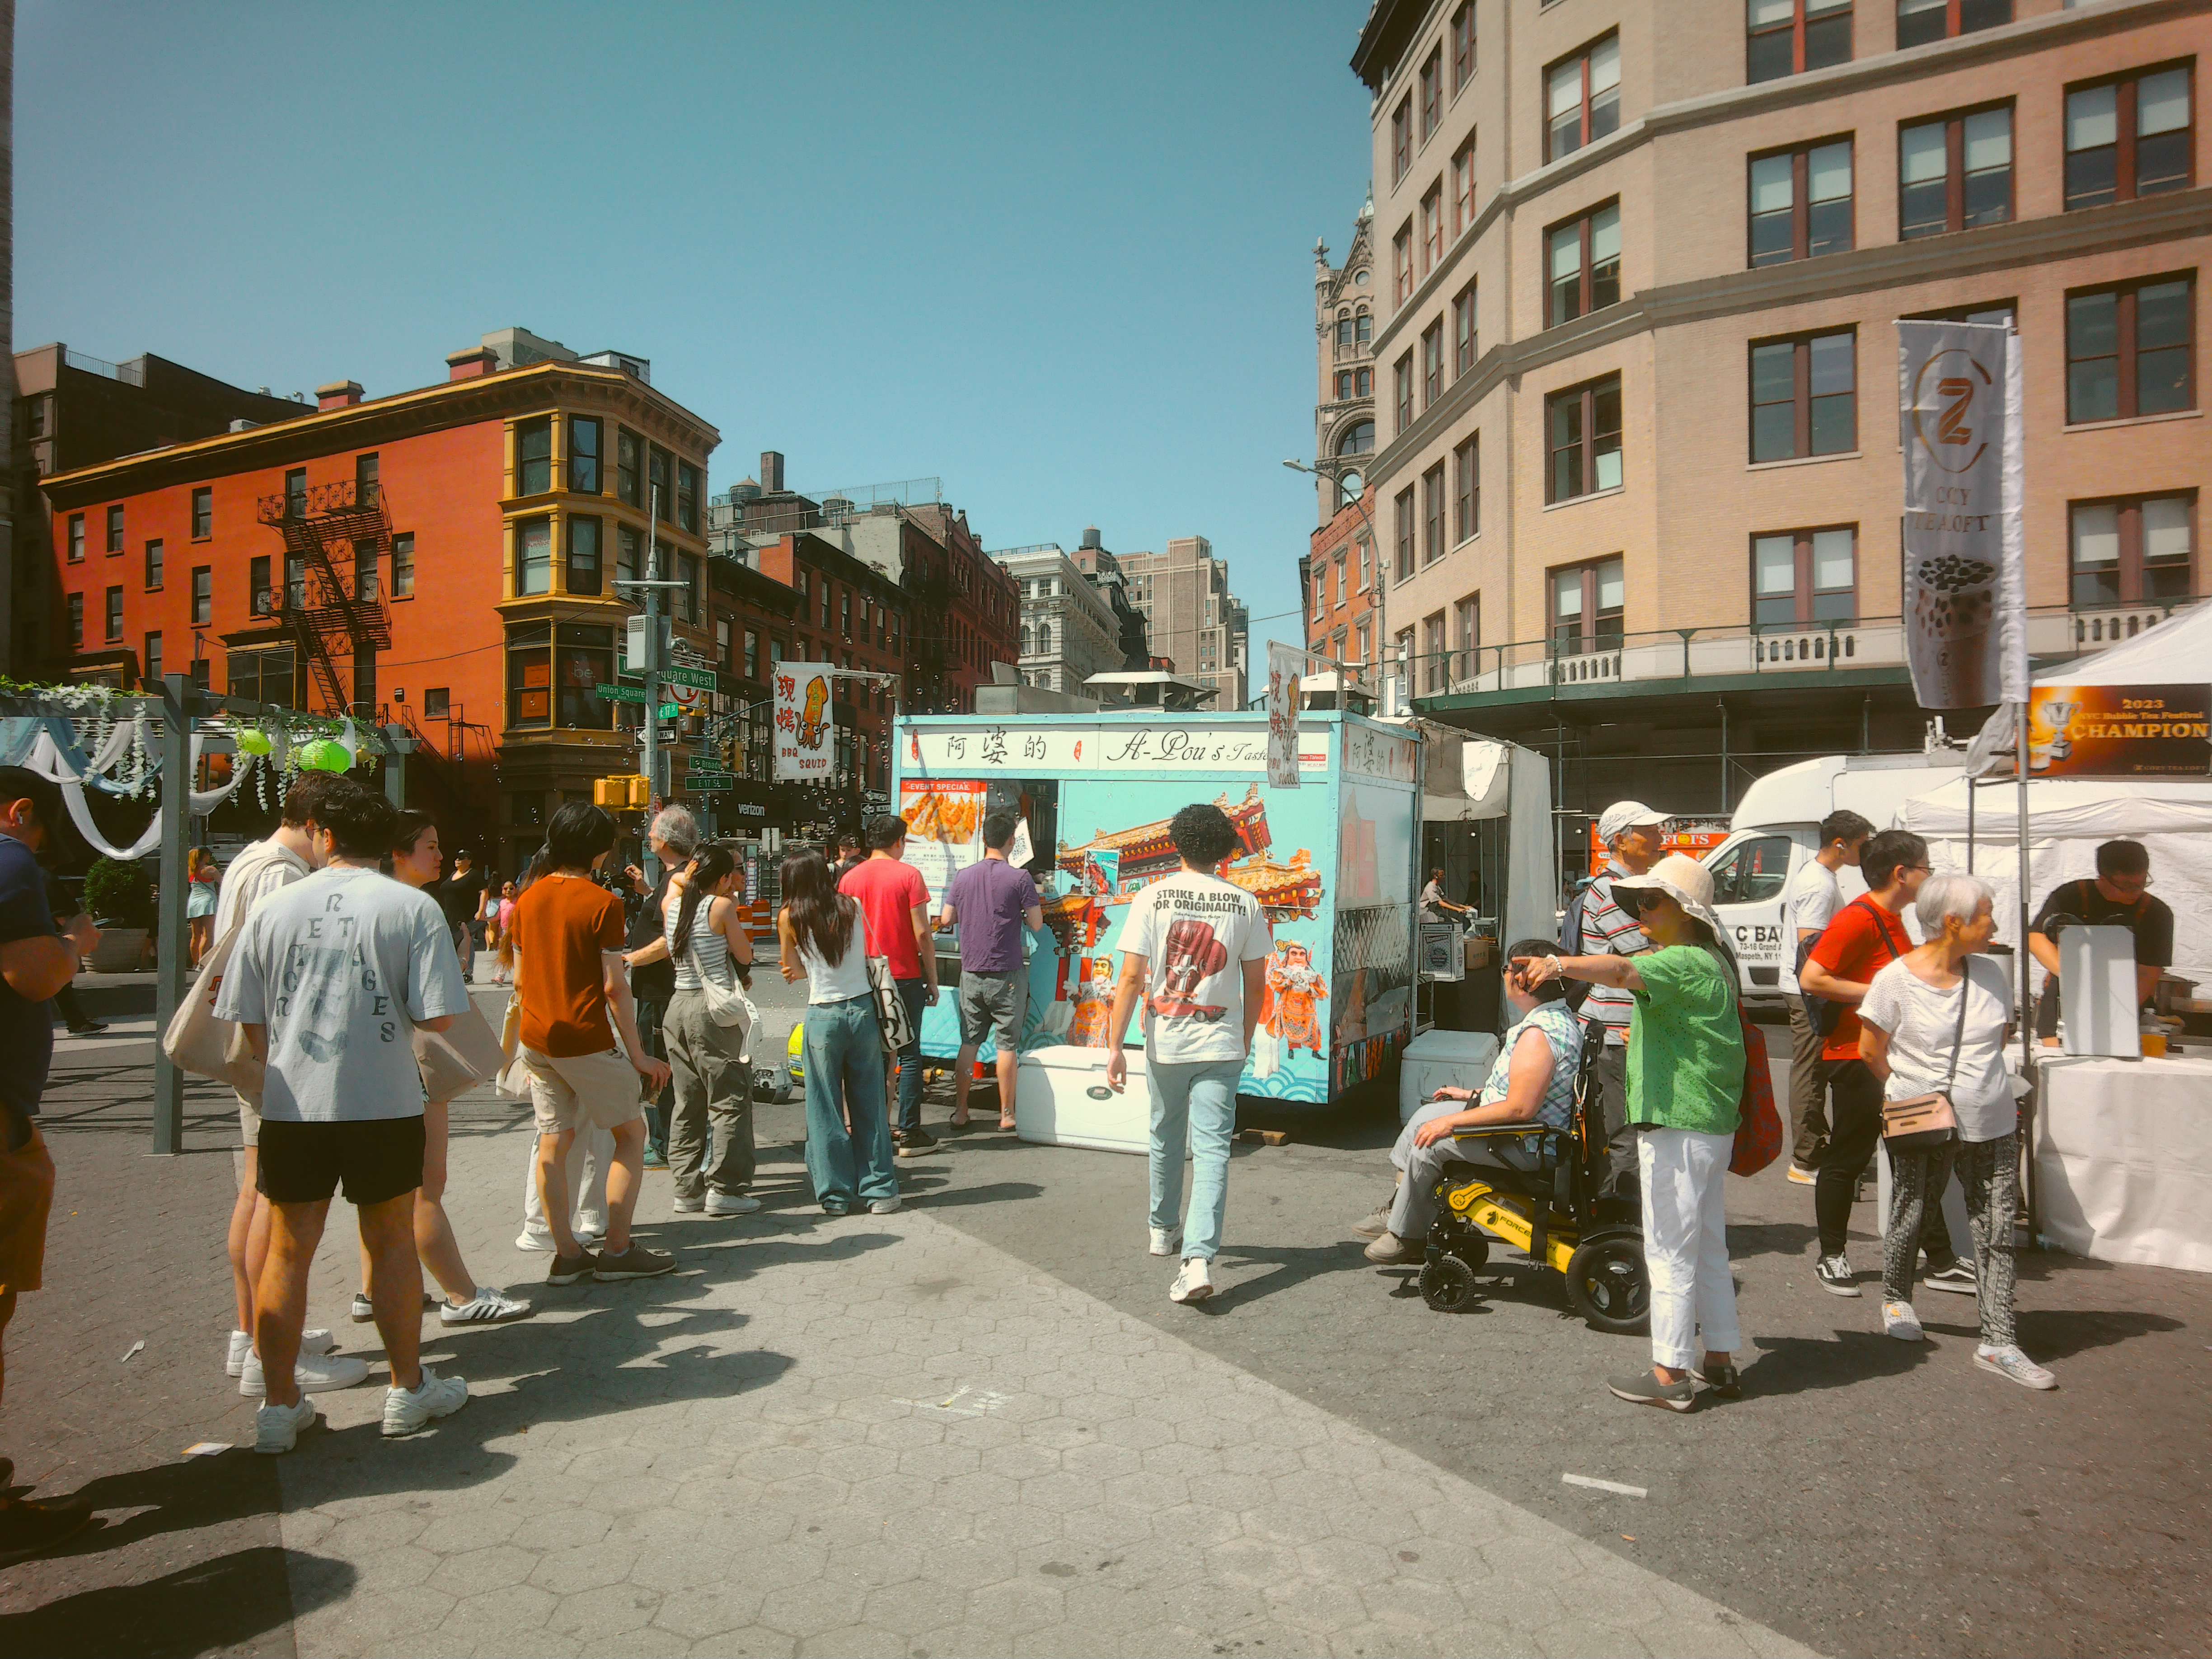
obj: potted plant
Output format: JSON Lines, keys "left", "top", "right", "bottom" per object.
{"left": 81, "top": 856, "right": 155, "bottom": 972}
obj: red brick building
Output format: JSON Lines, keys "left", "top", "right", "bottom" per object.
{"left": 1302, "top": 493, "right": 1380, "bottom": 672}
{"left": 38, "top": 342, "right": 718, "bottom": 874}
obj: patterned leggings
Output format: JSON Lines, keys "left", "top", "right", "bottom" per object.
{"left": 1884, "top": 1134, "right": 2020, "bottom": 1347}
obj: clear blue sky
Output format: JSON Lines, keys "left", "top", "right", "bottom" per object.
{"left": 18, "top": 0, "right": 1372, "bottom": 652}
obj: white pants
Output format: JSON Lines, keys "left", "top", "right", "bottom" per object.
{"left": 1637, "top": 1127, "right": 1741, "bottom": 1371}
{"left": 520, "top": 1120, "right": 613, "bottom": 1242}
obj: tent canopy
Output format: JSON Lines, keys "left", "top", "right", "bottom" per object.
{"left": 1899, "top": 778, "right": 2212, "bottom": 839}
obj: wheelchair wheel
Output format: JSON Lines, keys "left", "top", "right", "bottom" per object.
{"left": 1564, "top": 1230, "right": 1650, "bottom": 1335}
{"left": 1419, "top": 1254, "right": 1481, "bottom": 1313}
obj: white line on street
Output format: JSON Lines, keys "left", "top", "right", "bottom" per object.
{"left": 1562, "top": 1473, "right": 1647, "bottom": 1497}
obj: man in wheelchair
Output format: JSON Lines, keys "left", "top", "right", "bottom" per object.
{"left": 1355, "top": 940, "right": 1584, "bottom": 1265}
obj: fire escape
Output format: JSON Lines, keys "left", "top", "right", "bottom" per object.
{"left": 254, "top": 479, "right": 393, "bottom": 717}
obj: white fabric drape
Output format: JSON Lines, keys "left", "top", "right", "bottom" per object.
{"left": 23, "top": 727, "right": 262, "bottom": 861}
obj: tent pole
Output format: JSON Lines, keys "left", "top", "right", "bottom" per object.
{"left": 151, "top": 674, "right": 191, "bottom": 1155}
{"left": 2016, "top": 704, "right": 2038, "bottom": 1242}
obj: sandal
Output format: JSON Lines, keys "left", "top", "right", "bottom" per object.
{"left": 947, "top": 1109, "right": 971, "bottom": 1131}
{"left": 998, "top": 1115, "right": 1017, "bottom": 1132}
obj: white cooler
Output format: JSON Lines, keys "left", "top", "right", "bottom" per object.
{"left": 1015, "top": 1045, "right": 1181, "bottom": 1157}
{"left": 1398, "top": 1028, "right": 1501, "bottom": 1125}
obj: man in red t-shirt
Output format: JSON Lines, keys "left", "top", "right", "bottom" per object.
{"left": 839, "top": 815, "right": 941, "bottom": 1154}
{"left": 1800, "top": 827, "right": 1967, "bottom": 1299}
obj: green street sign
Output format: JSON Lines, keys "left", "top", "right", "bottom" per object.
{"left": 686, "top": 773, "right": 736, "bottom": 793}
{"left": 661, "top": 665, "right": 718, "bottom": 692}
{"left": 658, "top": 703, "right": 683, "bottom": 719}
{"left": 595, "top": 683, "right": 648, "bottom": 704}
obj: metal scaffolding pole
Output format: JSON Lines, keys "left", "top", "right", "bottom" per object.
{"left": 150, "top": 672, "right": 192, "bottom": 1154}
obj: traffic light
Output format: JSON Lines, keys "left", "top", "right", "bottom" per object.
{"left": 594, "top": 774, "right": 651, "bottom": 809}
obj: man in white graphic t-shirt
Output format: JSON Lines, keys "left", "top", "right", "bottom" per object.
{"left": 1104, "top": 803, "right": 1273, "bottom": 1305}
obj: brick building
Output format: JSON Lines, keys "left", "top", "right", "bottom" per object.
{"left": 1301, "top": 493, "right": 1381, "bottom": 672}
{"left": 38, "top": 332, "right": 719, "bottom": 874}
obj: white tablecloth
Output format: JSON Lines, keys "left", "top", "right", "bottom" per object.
{"left": 2032, "top": 1052, "right": 2212, "bottom": 1274}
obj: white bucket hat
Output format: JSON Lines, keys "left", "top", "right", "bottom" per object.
{"left": 1609, "top": 852, "right": 1726, "bottom": 942}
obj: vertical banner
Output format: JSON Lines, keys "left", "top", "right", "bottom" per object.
{"left": 1898, "top": 320, "right": 2021, "bottom": 710}
{"left": 1265, "top": 642, "right": 1306, "bottom": 788}
{"left": 773, "top": 662, "right": 835, "bottom": 781}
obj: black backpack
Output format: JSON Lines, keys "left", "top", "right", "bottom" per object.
{"left": 1799, "top": 896, "right": 1902, "bottom": 1037}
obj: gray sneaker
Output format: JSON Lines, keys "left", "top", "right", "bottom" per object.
{"left": 706, "top": 1192, "right": 763, "bottom": 1217}
{"left": 867, "top": 1196, "right": 903, "bottom": 1215}
{"left": 592, "top": 1243, "right": 677, "bottom": 1280}
{"left": 1975, "top": 1345, "right": 2057, "bottom": 1390}
{"left": 1363, "top": 1231, "right": 1419, "bottom": 1265}
{"left": 1607, "top": 1371, "right": 1697, "bottom": 1412}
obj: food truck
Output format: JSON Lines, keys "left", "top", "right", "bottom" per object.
{"left": 892, "top": 709, "right": 1423, "bottom": 1113}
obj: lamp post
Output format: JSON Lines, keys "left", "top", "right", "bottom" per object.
{"left": 1282, "top": 457, "right": 1394, "bottom": 711}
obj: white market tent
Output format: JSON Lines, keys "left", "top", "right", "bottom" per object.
{"left": 1423, "top": 731, "right": 1557, "bottom": 950}
{"left": 1897, "top": 602, "right": 2212, "bottom": 988}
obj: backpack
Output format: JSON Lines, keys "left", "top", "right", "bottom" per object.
{"left": 1558, "top": 881, "right": 1596, "bottom": 1010}
{"left": 1799, "top": 896, "right": 1903, "bottom": 1038}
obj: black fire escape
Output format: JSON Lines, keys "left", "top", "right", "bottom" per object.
{"left": 254, "top": 479, "right": 392, "bottom": 717}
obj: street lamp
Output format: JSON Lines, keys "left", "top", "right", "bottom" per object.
{"left": 1282, "top": 457, "right": 1393, "bottom": 711}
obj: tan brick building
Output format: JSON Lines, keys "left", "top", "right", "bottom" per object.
{"left": 1348, "top": 0, "right": 2207, "bottom": 816}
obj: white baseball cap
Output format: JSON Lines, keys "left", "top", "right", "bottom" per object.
{"left": 1597, "top": 800, "right": 1670, "bottom": 845}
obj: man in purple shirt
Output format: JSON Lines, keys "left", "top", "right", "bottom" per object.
{"left": 938, "top": 811, "right": 1044, "bottom": 1132}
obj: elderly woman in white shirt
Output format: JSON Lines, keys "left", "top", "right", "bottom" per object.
{"left": 1857, "top": 872, "right": 2053, "bottom": 1389}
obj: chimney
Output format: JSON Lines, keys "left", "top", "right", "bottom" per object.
{"left": 759, "top": 450, "right": 785, "bottom": 493}
{"left": 445, "top": 347, "right": 498, "bottom": 382}
{"left": 316, "top": 380, "right": 364, "bottom": 411}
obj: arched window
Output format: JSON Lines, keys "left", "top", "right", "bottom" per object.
{"left": 1020, "top": 624, "right": 1032, "bottom": 654}
{"left": 1337, "top": 420, "right": 1375, "bottom": 457}
{"left": 1355, "top": 310, "right": 1372, "bottom": 346}
{"left": 1336, "top": 314, "right": 1354, "bottom": 348}
{"left": 1039, "top": 621, "right": 1054, "bottom": 654}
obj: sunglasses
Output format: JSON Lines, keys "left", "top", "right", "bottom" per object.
{"left": 1626, "top": 888, "right": 1672, "bottom": 913}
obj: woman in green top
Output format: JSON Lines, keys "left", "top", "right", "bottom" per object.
{"left": 1518, "top": 853, "right": 1746, "bottom": 1413}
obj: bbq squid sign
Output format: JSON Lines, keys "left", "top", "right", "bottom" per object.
{"left": 773, "top": 662, "right": 835, "bottom": 780}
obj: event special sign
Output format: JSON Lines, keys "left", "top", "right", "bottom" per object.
{"left": 1897, "top": 320, "right": 2025, "bottom": 711}
{"left": 2025, "top": 684, "right": 2212, "bottom": 778}
{"left": 773, "top": 662, "right": 835, "bottom": 781}
{"left": 901, "top": 722, "right": 1330, "bottom": 776}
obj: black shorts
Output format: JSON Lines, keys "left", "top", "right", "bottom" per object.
{"left": 258, "top": 1117, "right": 426, "bottom": 1207}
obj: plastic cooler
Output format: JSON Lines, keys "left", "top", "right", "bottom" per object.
{"left": 1014, "top": 1045, "right": 1181, "bottom": 1157}
{"left": 1397, "top": 1028, "right": 1501, "bottom": 1125}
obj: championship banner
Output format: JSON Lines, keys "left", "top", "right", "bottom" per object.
{"left": 1265, "top": 642, "right": 1308, "bottom": 789}
{"left": 2025, "top": 684, "right": 2212, "bottom": 778}
{"left": 1897, "top": 320, "right": 2025, "bottom": 710}
{"left": 773, "top": 662, "right": 835, "bottom": 781}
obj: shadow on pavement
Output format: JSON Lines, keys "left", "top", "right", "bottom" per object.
{"left": 0, "top": 1545, "right": 342, "bottom": 1657}
{"left": 2013, "top": 1306, "right": 2183, "bottom": 1360}
{"left": 1740, "top": 1330, "right": 1932, "bottom": 1395}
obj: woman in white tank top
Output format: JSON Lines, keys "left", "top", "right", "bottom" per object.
{"left": 778, "top": 847, "right": 898, "bottom": 1216}
{"left": 658, "top": 846, "right": 759, "bottom": 1215}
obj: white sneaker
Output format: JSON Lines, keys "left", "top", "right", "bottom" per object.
{"left": 255, "top": 1396, "right": 322, "bottom": 1454}
{"left": 440, "top": 1286, "right": 532, "bottom": 1325}
{"left": 239, "top": 1347, "right": 372, "bottom": 1397}
{"left": 350, "top": 1291, "right": 438, "bottom": 1322}
{"left": 1881, "top": 1300, "right": 1923, "bottom": 1342}
{"left": 516, "top": 1228, "right": 601, "bottom": 1253}
{"left": 1976, "top": 1345, "right": 2057, "bottom": 1390}
{"left": 383, "top": 1366, "right": 469, "bottom": 1437}
{"left": 226, "top": 1327, "right": 334, "bottom": 1376}
{"left": 706, "top": 1192, "right": 762, "bottom": 1216}
{"left": 1148, "top": 1227, "right": 1181, "bottom": 1257}
{"left": 868, "top": 1196, "right": 903, "bottom": 1215}
{"left": 671, "top": 1197, "right": 705, "bottom": 1214}
{"left": 1169, "top": 1258, "right": 1214, "bottom": 1304}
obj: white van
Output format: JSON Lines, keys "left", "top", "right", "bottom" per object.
{"left": 1700, "top": 752, "right": 1968, "bottom": 1002}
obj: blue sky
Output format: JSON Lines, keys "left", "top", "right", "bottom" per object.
{"left": 18, "top": 1, "right": 1373, "bottom": 653}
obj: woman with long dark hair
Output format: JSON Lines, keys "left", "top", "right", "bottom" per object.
{"left": 186, "top": 846, "right": 220, "bottom": 966}
{"left": 778, "top": 846, "right": 898, "bottom": 1216}
{"left": 661, "top": 844, "right": 759, "bottom": 1216}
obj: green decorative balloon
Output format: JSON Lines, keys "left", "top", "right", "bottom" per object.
{"left": 236, "top": 728, "right": 272, "bottom": 755}
{"left": 297, "top": 737, "right": 351, "bottom": 772}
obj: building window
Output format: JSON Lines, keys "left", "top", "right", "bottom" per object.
{"left": 1420, "top": 46, "right": 1443, "bottom": 140}
{"left": 1896, "top": 0, "right": 2010, "bottom": 49}
{"left": 515, "top": 517, "right": 552, "bottom": 595}
{"left": 1751, "top": 329, "right": 1857, "bottom": 462}
{"left": 104, "top": 585, "right": 123, "bottom": 642}
{"left": 1753, "top": 526, "right": 1857, "bottom": 626}
{"left": 1422, "top": 612, "right": 1448, "bottom": 693}
{"left": 2066, "top": 66, "right": 2194, "bottom": 211}
{"left": 1453, "top": 282, "right": 1477, "bottom": 373}
{"left": 1749, "top": 139, "right": 1853, "bottom": 265}
{"left": 354, "top": 540, "right": 379, "bottom": 604}
{"left": 1338, "top": 421, "right": 1374, "bottom": 464}
{"left": 716, "top": 618, "right": 732, "bottom": 674}
{"left": 681, "top": 552, "right": 703, "bottom": 623}
{"left": 1337, "top": 370, "right": 1354, "bottom": 400}
{"left": 391, "top": 532, "right": 415, "bottom": 598}
{"left": 286, "top": 554, "right": 306, "bottom": 612}
{"left": 105, "top": 505, "right": 125, "bottom": 554}
{"left": 250, "top": 555, "right": 273, "bottom": 617}
{"left": 1358, "top": 538, "right": 1372, "bottom": 591}
{"left": 191, "top": 566, "right": 211, "bottom": 626}
{"left": 1747, "top": 0, "right": 1852, "bottom": 84}
{"left": 1453, "top": 433, "right": 1479, "bottom": 540}
{"left": 66, "top": 592, "right": 82, "bottom": 649}
{"left": 841, "top": 591, "right": 854, "bottom": 639}
{"left": 506, "top": 621, "right": 615, "bottom": 731}
{"left": 1394, "top": 487, "right": 1416, "bottom": 582}
{"left": 1545, "top": 34, "right": 1621, "bottom": 163}
{"left": 1356, "top": 310, "right": 1372, "bottom": 347}
{"left": 1421, "top": 322, "right": 1443, "bottom": 405}
{"left": 66, "top": 514, "right": 84, "bottom": 562}
{"left": 1452, "top": 136, "right": 1477, "bottom": 234}
{"left": 143, "top": 538, "right": 163, "bottom": 590}
{"left": 191, "top": 487, "right": 212, "bottom": 539}
{"left": 566, "top": 516, "right": 602, "bottom": 595}
{"left": 355, "top": 452, "right": 379, "bottom": 509}
{"left": 424, "top": 687, "right": 450, "bottom": 718}
{"left": 516, "top": 418, "right": 553, "bottom": 495}
{"left": 1422, "top": 463, "right": 1446, "bottom": 564}
{"left": 143, "top": 631, "right": 161, "bottom": 687}
{"left": 1454, "top": 595, "right": 1479, "bottom": 679}
{"left": 677, "top": 461, "right": 701, "bottom": 532}
{"left": 1336, "top": 311, "right": 1354, "bottom": 350}
{"left": 228, "top": 647, "right": 295, "bottom": 709}
{"left": 1393, "top": 223, "right": 1413, "bottom": 303}
{"left": 569, "top": 417, "right": 601, "bottom": 493}
{"left": 744, "top": 629, "right": 760, "bottom": 680}
{"left": 2070, "top": 494, "right": 2195, "bottom": 605}
{"left": 1551, "top": 556, "right": 1625, "bottom": 652}
{"left": 1900, "top": 105, "right": 2012, "bottom": 238}
{"left": 1546, "top": 201, "right": 1622, "bottom": 327}
{"left": 1546, "top": 374, "right": 1624, "bottom": 502}
{"left": 1395, "top": 353, "right": 1415, "bottom": 431}
{"left": 2067, "top": 275, "right": 2195, "bottom": 423}
{"left": 285, "top": 468, "right": 306, "bottom": 519}
{"left": 1451, "top": 2, "right": 1476, "bottom": 90}
{"left": 616, "top": 427, "right": 643, "bottom": 506}
{"left": 649, "top": 446, "right": 672, "bottom": 519}
{"left": 1392, "top": 95, "right": 1411, "bottom": 182}
{"left": 1421, "top": 183, "right": 1443, "bottom": 272}
{"left": 618, "top": 525, "right": 642, "bottom": 587}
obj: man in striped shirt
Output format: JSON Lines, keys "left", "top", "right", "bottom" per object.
{"left": 1580, "top": 801, "right": 1670, "bottom": 1190}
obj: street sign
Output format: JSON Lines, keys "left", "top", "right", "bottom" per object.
{"left": 661, "top": 665, "right": 718, "bottom": 692}
{"left": 686, "top": 773, "right": 736, "bottom": 792}
{"left": 595, "top": 683, "right": 649, "bottom": 704}
{"left": 658, "top": 703, "right": 682, "bottom": 720}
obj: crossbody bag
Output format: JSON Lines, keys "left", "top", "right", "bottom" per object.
{"left": 1879, "top": 966, "right": 1968, "bottom": 1153}
{"left": 1804, "top": 897, "right": 1904, "bottom": 1038}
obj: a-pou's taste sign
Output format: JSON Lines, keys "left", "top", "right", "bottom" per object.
{"left": 2025, "top": 684, "right": 2212, "bottom": 778}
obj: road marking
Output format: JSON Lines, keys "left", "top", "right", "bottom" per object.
{"left": 1562, "top": 1472, "right": 1647, "bottom": 1497}
{"left": 892, "top": 1385, "right": 1012, "bottom": 1417}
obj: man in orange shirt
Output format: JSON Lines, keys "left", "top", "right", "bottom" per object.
{"left": 511, "top": 804, "right": 675, "bottom": 1289}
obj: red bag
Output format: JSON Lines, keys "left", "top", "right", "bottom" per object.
{"left": 1729, "top": 1009, "right": 1783, "bottom": 1176}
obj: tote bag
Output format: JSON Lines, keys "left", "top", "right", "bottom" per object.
{"left": 414, "top": 1003, "right": 508, "bottom": 1104}
{"left": 160, "top": 914, "right": 264, "bottom": 1100}
{"left": 866, "top": 956, "right": 914, "bottom": 1059}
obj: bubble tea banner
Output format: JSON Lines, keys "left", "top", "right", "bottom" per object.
{"left": 1898, "top": 320, "right": 2026, "bottom": 711}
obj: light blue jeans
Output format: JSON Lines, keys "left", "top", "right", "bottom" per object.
{"left": 1146, "top": 1057, "right": 1243, "bottom": 1262}
{"left": 802, "top": 994, "right": 899, "bottom": 1210}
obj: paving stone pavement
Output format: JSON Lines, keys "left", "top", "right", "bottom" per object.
{"left": 268, "top": 1105, "right": 1814, "bottom": 1659}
